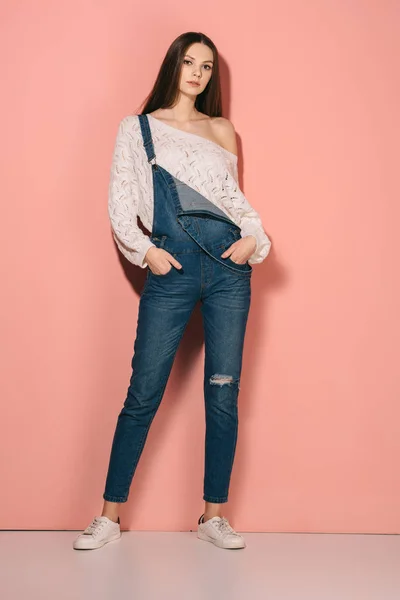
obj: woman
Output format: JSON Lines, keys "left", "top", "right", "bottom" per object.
{"left": 73, "top": 31, "right": 271, "bottom": 551}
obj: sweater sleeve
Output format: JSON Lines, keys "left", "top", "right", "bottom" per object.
{"left": 222, "top": 156, "right": 271, "bottom": 264}
{"left": 107, "top": 116, "right": 155, "bottom": 268}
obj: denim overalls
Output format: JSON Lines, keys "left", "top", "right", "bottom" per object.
{"left": 103, "top": 114, "right": 252, "bottom": 504}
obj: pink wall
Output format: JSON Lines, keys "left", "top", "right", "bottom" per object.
{"left": 1, "top": 1, "right": 399, "bottom": 532}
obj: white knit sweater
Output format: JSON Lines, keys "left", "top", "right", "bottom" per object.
{"left": 108, "top": 114, "right": 271, "bottom": 268}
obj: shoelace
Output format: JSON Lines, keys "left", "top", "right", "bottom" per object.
{"left": 216, "top": 517, "right": 241, "bottom": 537}
{"left": 83, "top": 517, "right": 106, "bottom": 537}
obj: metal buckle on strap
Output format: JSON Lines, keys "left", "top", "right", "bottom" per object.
{"left": 149, "top": 156, "right": 157, "bottom": 168}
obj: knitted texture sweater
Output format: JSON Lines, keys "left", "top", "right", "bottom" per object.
{"left": 108, "top": 114, "right": 271, "bottom": 268}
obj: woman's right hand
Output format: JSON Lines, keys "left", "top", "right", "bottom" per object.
{"left": 144, "top": 246, "right": 183, "bottom": 275}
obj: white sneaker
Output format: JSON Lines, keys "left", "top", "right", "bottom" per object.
{"left": 197, "top": 513, "right": 246, "bottom": 549}
{"left": 73, "top": 516, "right": 121, "bottom": 550}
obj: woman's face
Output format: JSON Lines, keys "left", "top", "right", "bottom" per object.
{"left": 178, "top": 43, "right": 214, "bottom": 97}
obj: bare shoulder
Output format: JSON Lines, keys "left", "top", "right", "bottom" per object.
{"left": 210, "top": 116, "right": 238, "bottom": 156}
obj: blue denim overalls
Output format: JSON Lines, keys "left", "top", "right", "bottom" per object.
{"left": 104, "top": 114, "right": 252, "bottom": 504}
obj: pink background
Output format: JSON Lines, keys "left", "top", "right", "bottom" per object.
{"left": 1, "top": 1, "right": 399, "bottom": 532}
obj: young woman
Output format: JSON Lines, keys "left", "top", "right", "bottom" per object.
{"left": 73, "top": 31, "right": 271, "bottom": 551}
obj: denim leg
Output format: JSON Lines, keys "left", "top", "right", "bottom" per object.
{"left": 200, "top": 270, "right": 251, "bottom": 503}
{"left": 103, "top": 277, "right": 197, "bottom": 503}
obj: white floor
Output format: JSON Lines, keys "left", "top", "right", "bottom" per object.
{"left": 2, "top": 530, "right": 399, "bottom": 599}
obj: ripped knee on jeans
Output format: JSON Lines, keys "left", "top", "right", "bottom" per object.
{"left": 209, "top": 373, "right": 239, "bottom": 388}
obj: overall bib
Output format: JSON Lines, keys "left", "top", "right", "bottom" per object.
{"left": 103, "top": 114, "right": 252, "bottom": 504}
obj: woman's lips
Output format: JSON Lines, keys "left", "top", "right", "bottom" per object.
{"left": 187, "top": 81, "right": 200, "bottom": 86}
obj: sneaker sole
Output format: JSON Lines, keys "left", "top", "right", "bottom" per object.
{"left": 197, "top": 529, "right": 246, "bottom": 549}
{"left": 73, "top": 530, "right": 121, "bottom": 550}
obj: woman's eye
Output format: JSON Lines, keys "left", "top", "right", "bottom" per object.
{"left": 183, "top": 59, "right": 212, "bottom": 71}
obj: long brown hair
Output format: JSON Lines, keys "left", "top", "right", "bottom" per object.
{"left": 138, "top": 32, "right": 222, "bottom": 118}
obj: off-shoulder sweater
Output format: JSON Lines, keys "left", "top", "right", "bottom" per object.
{"left": 107, "top": 113, "right": 271, "bottom": 268}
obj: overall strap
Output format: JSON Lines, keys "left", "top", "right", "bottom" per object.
{"left": 137, "top": 114, "right": 157, "bottom": 166}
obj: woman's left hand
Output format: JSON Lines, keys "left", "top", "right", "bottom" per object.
{"left": 221, "top": 235, "right": 257, "bottom": 264}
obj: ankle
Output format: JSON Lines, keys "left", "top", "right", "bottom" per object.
{"left": 102, "top": 513, "right": 119, "bottom": 524}
{"left": 203, "top": 512, "right": 222, "bottom": 522}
